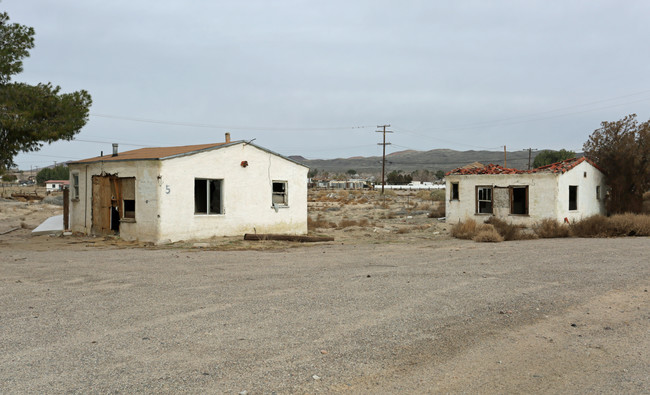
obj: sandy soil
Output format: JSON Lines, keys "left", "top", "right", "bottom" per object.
{"left": 0, "top": 192, "right": 648, "bottom": 393}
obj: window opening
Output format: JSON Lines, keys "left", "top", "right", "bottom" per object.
{"left": 569, "top": 185, "right": 578, "bottom": 210}
{"left": 476, "top": 186, "right": 493, "bottom": 214}
{"left": 596, "top": 185, "right": 601, "bottom": 200}
{"left": 72, "top": 173, "right": 79, "bottom": 199}
{"left": 195, "top": 179, "right": 222, "bottom": 214}
{"left": 510, "top": 186, "right": 528, "bottom": 215}
{"left": 451, "top": 183, "right": 459, "bottom": 200}
{"left": 272, "top": 181, "right": 288, "bottom": 206}
{"left": 120, "top": 177, "right": 136, "bottom": 219}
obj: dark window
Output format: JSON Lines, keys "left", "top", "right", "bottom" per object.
{"left": 451, "top": 183, "right": 459, "bottom": 200}
{"left": 476, "top": 186, "right": 493, "bottom": 214}
{"left": 596, "top": 185, "right": 601, "bottom": 200}
{"left": 120, "top": 177, "right": 136, "bottom": 219}
{"left": 569, "top": 185, "right": 578, "bottom": 211}
{"left": 272, "top": 181, "right": 288, "bottom": 205}
{"left": 510, "top": 186, "right": 528, "bottom": 215}
{"left": 123, "top": 199, "right": 135, "bottom": 218}
{"left": 195, "top": 179, "right": 223, "bottom": 214}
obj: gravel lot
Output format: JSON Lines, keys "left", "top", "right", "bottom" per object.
{"left": 1, "top": 236, "right": 648, "bottom": 393}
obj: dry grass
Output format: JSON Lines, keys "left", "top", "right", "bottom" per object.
{"left": 450, "top": 219, "right": 478, "bottom": 240}
{"left": 308, "top": 215, "right": 337, "bottom": 230}
{"left": 472, "top": 225, "right": 504, "bottom": 242}
{"left": 396, "top": 227, "right": 412, "bottom": 234}
{"left": 484, "top": 217, "right": 533, "bottom": 241}
{"left": 570, "top": 214, "right": 650, "bottom": 237}
{"left": 20, "top": 222, "right": 29, "bottom": 229}
{"left": 428, "top": 204, "right": 446, "bottom": 219}
{"left": 533, "top": 219, "right": 570, "bottom": 238}
{"left": 415, "top": 189, "right": 446, "bottom": 201}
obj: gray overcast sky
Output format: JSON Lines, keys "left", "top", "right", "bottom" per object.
{"left": 5, "top": 0, "right": 650, "bottom": 170}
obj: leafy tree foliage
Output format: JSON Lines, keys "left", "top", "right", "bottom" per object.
{"left": 36, "top": 165, "right": 69, "bottom": 185}
{"left": 532, "top": 149, "right": 576, "bottom": 168}
{"left": 435, "top": 170, "right": 445, "bottom": 180}
{"left": 0, "top": 11, "right": 92, "bottom": 170}
{"left": 308, "top": 168, "right": 318, "bottom": 178}
{"left": 386, "top": 170, "right": 412, "bottom": 185}
{"left": 583, "top": 114, "right": 649, "bottom": 214}
{"left": 346, "top": 169, "right": 357, "bottom": 175}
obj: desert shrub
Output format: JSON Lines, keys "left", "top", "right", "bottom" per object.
{"left": 396, "top": 227, "right": 411, "bottom": 234}
{"left": 607, "top": 213, "right": 650, "bottom": 236}
{"left": 20, "top": 222, "right": 29, "bottom": 229}
{"left": 484, "top": 217, "right": 525, "bottom": 241}
{"left": 533, "top": 219, "right": 570, "bottom": 238}
{"left": 472, "top": 225, "right": 504, "bottom": 242}
{"left": 451, "top": 219, "right": 478, "bottom": 240}
{"left": 357, "top": 218, "right": 370, "bottom": 227}
{"left": 430, "top": 189, "right": 446, "bottom": 201}
{"left": 308, "top": 215, "right": 337, "bottom": 230}
{"left": 428, "top": 204, "right": 446, "bottom": 218}
{"left": 569, "top": 215, "right": 610, "bottom": 237}
{"left": 338, "top": 218, "right": 358, "bottom": 228}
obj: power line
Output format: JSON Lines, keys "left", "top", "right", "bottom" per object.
{"left": 90, "top": 113, "right": 374, "bottom": 131}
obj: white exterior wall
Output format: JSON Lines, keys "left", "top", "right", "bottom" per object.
{"left": 68, "top": 160, "right": 162, "bottom": 242}
{"left": 556, "top": 161, "right": 607, "bottom": 222}
{"left": 446, "top": 173, "right": 558, "bottom": 225}
{"left": 157, "top": 144, "right": 307, "bottom": 242}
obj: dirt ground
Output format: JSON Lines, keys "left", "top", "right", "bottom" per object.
{"left": 0, "top": 191, "right": 648, "bottom": 393}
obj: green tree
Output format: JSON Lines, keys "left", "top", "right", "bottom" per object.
{"left": 346, "top": 169, "right": 357, "bottom": 175}
{"left": 308, "top": 168, "right": 318, "bottom": 178}
{"left": 0, "top": 10, "right": 92, "bottom": 170}
{"left": 386, "top": 170, "right": 412, "bottom": 185}
{"left": 36, "top": 165, "right": 69, "bottom": 185}
{"left": 435, "top": 170, "right": 445, "bottom": 180}
{"left": 532, "top": 149, "right": 576, "bottom": 168}
{"left": 583, "top": 114, "right": 649, "bottom": 213}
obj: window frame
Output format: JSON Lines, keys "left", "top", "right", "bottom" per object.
{"left": 272, "top": 180, "right": 288, "bottom": 207}
{"left": 475, "top": 185, "right": 493, "bottom": 214}
{"left": 120, "top": 177, "right": 136, "bottom": 220}
{"left": 596, "top": 185, "right": 601, "bottom": 200}
{"left": 195, "top": 178, "right": 224, "bottom": 215}
{"left": 509, "top": 185, "right": 529, "bottom": 215}
{"left": 71, "top": 172, "right": 80, "bottom": 200}
{"left": 451, "top": 182, "right": 459, "bottom": 200}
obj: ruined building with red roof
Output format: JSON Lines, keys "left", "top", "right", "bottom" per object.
{"left": 445, "top": 157, "right": 607, "bottom": 225}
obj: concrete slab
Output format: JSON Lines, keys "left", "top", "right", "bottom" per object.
{"left": 31, "top": 215, "right": 64, "bottom": 236}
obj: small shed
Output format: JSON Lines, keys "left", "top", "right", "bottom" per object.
{"left": 445, "top": 157, "right": 607, "bottom": 225}
{"left": 67, "top": 136, "right": 309, "bottom": 243}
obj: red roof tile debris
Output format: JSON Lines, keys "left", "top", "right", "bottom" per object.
{"left": 447, "top": 157, "right": 601, "bottom": 176}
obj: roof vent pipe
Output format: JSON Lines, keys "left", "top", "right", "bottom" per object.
{"left": 112, "top": 143, "right": 118, "bottom": 157}
{"left": 225, "top": 132, "right": 231, "bottom": 143}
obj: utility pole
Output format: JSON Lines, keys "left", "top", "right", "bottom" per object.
{"left": 376, "top": 124, "right": 392, "bottom": 194}
{"left": 503, "top": 145, "right": 507, "bottom": 168}
{"left": 524, "top": 148, "right": 537, "bottom": 170}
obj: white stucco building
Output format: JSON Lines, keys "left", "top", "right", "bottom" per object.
{"left": 67, "top": 137, "right": 309, "bottom": 243}
{"left": 445, "top": 157, "right": 607, "bottom": 225}
{"left": 45, "top": 180, "right": 69, "bottom": 192}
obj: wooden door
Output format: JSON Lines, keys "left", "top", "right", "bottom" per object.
{"left": 91, "top": 175, "right": 114, "bottom": 235}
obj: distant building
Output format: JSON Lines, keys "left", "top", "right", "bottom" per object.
{"left": 445, "top": 157, "right": 607, "bottom": 225}
{"left": 45, "top": 180, "right": 69, "bottom": 192}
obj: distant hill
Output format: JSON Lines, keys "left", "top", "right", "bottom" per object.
{"left": 293, "top": 149, "right": 546, "bottom": 174}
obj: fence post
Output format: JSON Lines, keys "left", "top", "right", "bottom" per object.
{"left": 63, "top": 188, "right": 69, "bottom": 230}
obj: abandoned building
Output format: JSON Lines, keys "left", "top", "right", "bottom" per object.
{"left": 67, "top": 135, "right": 308, "bottom": 243}
{"left": 445, "top": 157, "right": 607, "bottom": 225}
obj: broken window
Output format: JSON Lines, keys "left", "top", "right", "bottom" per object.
{"left": 476, "top": 186, "right": 493, "bottom": 214}
{"left": 569, "top": 185, "right": 578, "bottom": 211}
{"left": 121, "top": 177, "right": 136, "bottom": 219}
{"left": 510, "top": 186, "right": 528, "bottom": 215}
{"left": 451, "top": 183, "right": 459, "bottom": 200}
{"left": 272, "top": 181, "right": 288, "bottom": 206}
{"left": 195, "top": 179, "right": 222, "bottom": 214}
{"left": 72, "top": 173, "right": 79, "bottom": 199}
